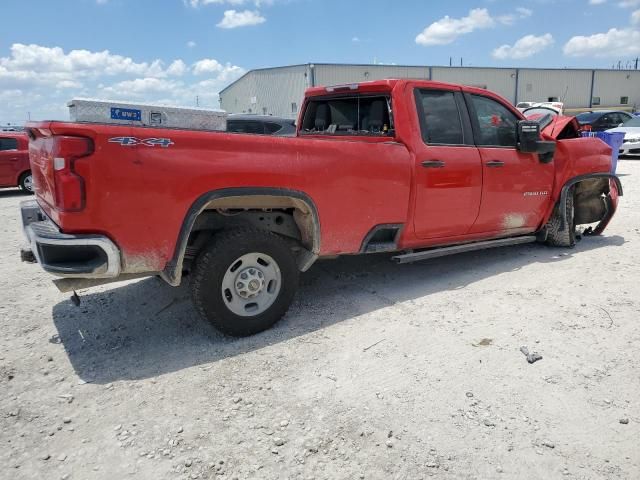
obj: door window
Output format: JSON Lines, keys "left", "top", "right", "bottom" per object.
{"left": 415, "top": 90, "right": 465, "bottom": 145}
{"left": 469, "top": 95, "right": 518, "bottom": 147}
{"left": 0, "top": 138, "right": 18, "bottom": 151}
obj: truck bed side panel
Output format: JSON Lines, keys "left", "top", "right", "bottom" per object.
{"left": 43, "top": 125, "right": 412, "bottom": 272}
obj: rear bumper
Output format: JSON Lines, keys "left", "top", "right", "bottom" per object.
{"left": 20, "top": 200, "right": 121, "bottom": 278}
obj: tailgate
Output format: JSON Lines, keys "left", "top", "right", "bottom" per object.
{"left": 28, "top": 127, "right": 57, "bottom": 211}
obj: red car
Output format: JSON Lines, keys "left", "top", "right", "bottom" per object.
{"left": 0, "top": 132, "right": 33, "bottom": 193}
{"left": 20, "top": 79, "right": 621, "bottom": 336}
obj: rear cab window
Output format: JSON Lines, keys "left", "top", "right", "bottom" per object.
{"left": 300, "top": 95, "right": 394, "bottom": 136}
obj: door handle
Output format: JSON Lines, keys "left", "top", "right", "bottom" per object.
{"left": 486, "top": 160, "right": 504, "bottom": 168}
{"left": 421, "top": 160, "right": 445, "bottom": 168}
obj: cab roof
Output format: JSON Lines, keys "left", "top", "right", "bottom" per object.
{"left": 304, "top": 78, "right": 484, "bottom": 98}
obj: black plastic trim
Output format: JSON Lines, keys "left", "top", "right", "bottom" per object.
{"left": 359, "top": 224, "right": 404, "bottom": 253}
{"left": 162, "top": 187, "right": 321, "bottom": 286}
{"left": 559, "top": 173, "right": 623, "bottom": 231}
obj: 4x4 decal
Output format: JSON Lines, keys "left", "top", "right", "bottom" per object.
{"left": 109, "top": 137, "right": 174, "bottom": 148}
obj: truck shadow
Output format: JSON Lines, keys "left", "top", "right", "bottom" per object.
{"left": 51, "top": 234, "right": 625, "bottom": 383}
{"left": 0, "top": 188, "right": 31, "bottom": 198}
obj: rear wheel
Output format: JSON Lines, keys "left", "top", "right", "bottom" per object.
{"left": 546, "top": 188, "right": 576, "bottom": 247}
{"left": 19, "top": 171, "right": 33, "bottom": 193}
{"left": 191, "top": 229, "right": 299, "bottom": 336}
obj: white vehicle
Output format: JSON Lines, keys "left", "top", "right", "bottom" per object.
{"left": 537, "top": 102, "right": 564, "bottom": 115}
{"left": 516, "top": 101, "right": 564, "bottom": 115}
{"left": 607, "top": 116, "right": 640, "bottom": 156}
{"left": 515, "top": 101, "right": 537, "bottom": 112}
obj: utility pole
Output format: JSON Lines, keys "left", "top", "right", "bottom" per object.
{"left": 196, "top": 96, "right": 199, "bottom": 107}
{"left": 635, "top": 57, "right": 639, "bottom": 70}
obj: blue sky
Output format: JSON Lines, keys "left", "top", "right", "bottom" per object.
{"left": 1, "top": 0, "right": 639, "bottom": 123}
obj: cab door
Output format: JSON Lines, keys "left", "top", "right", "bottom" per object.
{"left": 412, "top": 88, "right": 482, "bottom": 239}
{"left": 465, "top": 93, "right": 554, "bottom": 234}
{"left": 0, "top": 137, "right": 20, "bottom": 186}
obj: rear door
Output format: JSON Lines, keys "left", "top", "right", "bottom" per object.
{"left": 412, "top": 88, "right": 482, "bottom": 239}
{"left": 465, "top": 93, "right": 554, "bottom": 234}
{"left": 0, "top": 137, "right": 20, "bottom": 185}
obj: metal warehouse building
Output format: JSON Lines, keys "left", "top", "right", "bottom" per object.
{"left": 219, "top": 63, "right": 640, "bottom": 119}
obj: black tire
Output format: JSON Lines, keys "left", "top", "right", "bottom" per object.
{"left": 18, "top": 171, "right": 34, "bottom": 193}
{"left": 191, "top": 228, "right": 299, "bottom": 337}
{"left": 546, "top": 188, "right": 576, "bottom": 247}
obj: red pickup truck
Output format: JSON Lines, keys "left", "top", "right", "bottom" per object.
{"left": 20, "top": 79, "right": 622, "bottom": 336}
{"left": 0, "top": 132, "right": 33, "bottom": 193}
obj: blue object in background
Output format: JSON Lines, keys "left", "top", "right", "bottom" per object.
{"left": 581, "top": 131, "right": 626, "bottom": 174}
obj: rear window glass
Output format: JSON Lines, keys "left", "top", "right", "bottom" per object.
{"left": 265, "top": 122, "right": 284, "bottom": 134}
{"left": 0, "top": 138, "right": 18, "bottom": 151}
{"left": 575, "top": 112, "right": 601, "bottom": 123}
{"left": 300, "top": 95, "right": 392, "bottom": 136}
{"left": 227, "top": 120, "right": 265, "bottom": 134}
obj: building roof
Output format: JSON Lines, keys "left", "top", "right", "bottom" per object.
{"left": 219, "top": 62, "right": 639, "bottom": 95}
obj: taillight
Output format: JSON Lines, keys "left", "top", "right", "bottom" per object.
{"left": 51, "top": 136, "right": 93, "bottom": 211}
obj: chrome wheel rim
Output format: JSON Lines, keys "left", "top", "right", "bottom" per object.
{"left": 23, "top": 174, "right": 33, "bottom": 192}
{"left": 221, "top": 252, "right": 281, "bottom": 317}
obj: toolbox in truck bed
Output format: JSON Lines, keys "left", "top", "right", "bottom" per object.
{"left": 67, "top": 98, "right": 227, "bottom": 131}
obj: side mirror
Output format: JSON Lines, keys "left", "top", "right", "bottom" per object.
{"left": 517, "top": 120, "right": 541, "bottom": 152}
{"left": 517, "top": 120, "right": 556, "bottom": 163}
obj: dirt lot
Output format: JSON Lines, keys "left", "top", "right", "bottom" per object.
{"left": 1, "top": 162, "right": 639, "bottom": 480}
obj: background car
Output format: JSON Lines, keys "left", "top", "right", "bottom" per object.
{"left": 607, "top": 116, "right": 640, "bottom": 157}
{"left": 226, "top": 114, "right": 296, "bottom": 136}
{"left": 0, "top": 132, "right": 32, "bottom": 193}
{"left": 516, "top": 101, "right": 563, "bottom": 115}
{"left": 515, "top": 101, "right": 537, "bottom": 112}
{"left": 575, "top": 110, "right": 634, "bottom": 132}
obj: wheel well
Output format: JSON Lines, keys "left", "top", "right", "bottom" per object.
{"left": 558, "top": 173, "right": 622, "bottom": 231}
{"left": 18, "top": 169, "right": 31, "bottom": 182}
{"left": 162, "top": 190, "right": 321, "bottom": 286}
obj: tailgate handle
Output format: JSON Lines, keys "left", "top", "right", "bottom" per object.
{"left": 486, "top": 160, "right": 505, "bottom": 168}
{"left": 421, "top": 160, "right": 445, "bottom": 168}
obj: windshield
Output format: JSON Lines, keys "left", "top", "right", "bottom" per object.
{"left": 622, "top": 117, "right": 640, "bottom": 127}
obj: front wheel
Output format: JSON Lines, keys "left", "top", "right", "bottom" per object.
{"left": 191, "top": 229, "right": 299, "bottom": 337}
{"left": 546, "top": 188, "right": 576, "bottom": 247}
{"left": 19, "top": 171, "right": 34, "bottom": 193}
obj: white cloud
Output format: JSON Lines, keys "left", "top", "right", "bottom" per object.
{"left": 186, "top": 0, "right": 272, "bottom": 7}
{"left": 0, "top": 43, "right": 245, "bottom": 123}
{"left": 589, "top": 0, "right": 607, "bottom": 4}
{"left": 352, "top": 36, "right": 361, "bottom": 43}
{"left": 619, "top": 0, "right": 640, "bottom": 7}
{"left": 415, "top": 7, "right": 532, "bottom": 46}
{"left": 167, "top": 59, "right": 187, "bottom": 76}
{"left": 563, "top": 28, "right": 640, "bottom": 56}
{"left": 217, "top": 9, "right": 265, "bottom": 28}
{"left": 632, "top": 9, "right": 640, "bottom": 23}
{"left": 498, "top": 7, "right": 533, "bottom": 25}
{"left": 192, "top": 58, "right": 224, "bottom": 74}
{"left": 515, "top": 7, "right": 533, "bottom": 17}
{"left": 492, "top": 33, "right": 554, "bottom": 59}
{"left": 415, "top": 8, "right": 495, "bottom": 46}
{"left": 187, "top": 40, "right": 197, "bottom": 48}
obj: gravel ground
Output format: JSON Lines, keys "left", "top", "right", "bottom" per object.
{"left": 1, "top": 161, "right": 639, "bottom": 480}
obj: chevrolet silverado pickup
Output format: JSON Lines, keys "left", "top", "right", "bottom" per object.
{"left": 20, "top": 79, "right": 622, "bottom": 336}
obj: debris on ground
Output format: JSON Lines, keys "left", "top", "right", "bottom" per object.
{"left": 520, "top": 346, "right": 543, "bottom": 364}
